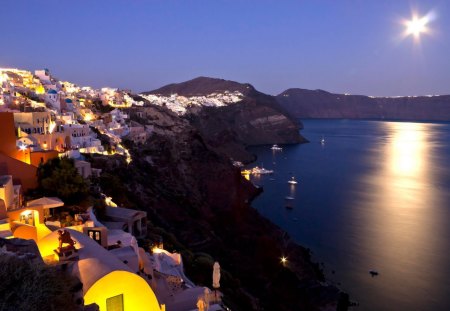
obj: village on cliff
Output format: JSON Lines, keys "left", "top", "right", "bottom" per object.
{"left": 0, "top": 68, "right": 227, "bottom": 311}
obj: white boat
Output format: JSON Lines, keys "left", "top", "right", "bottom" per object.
{"left": 251, "top": 166, "right": 274, "bottom": 175}
{"left": 271, "top": 144, "right": 283, "bottom": 151}
{"left": 320, "top": 136, "right": 325, "bottom": 144}
{"left": 288, "top": 176, "right": 298, "bottom": 184}
{"left": 285, "top": 196, "right": 295, "bottom": 200}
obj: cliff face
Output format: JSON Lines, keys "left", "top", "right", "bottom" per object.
{"left": 144, "top": 77, "right": 306, "bottom": 162}
{"left": 92, "top": 104, "right": 346, "bottom": 311}
{"left": 277, "top": 88, "right": 450, "bottom": 120}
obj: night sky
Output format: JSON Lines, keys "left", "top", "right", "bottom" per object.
{"left": 1, "top": 0, "right": 449, "bottom": 96}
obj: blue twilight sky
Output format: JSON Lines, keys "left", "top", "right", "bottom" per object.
{"left": 0, "top": 0, "right": 449, "bottom": 96}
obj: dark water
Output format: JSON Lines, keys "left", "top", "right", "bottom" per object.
{"left": 248, "top": 120, "right": 450, "bottom": 311}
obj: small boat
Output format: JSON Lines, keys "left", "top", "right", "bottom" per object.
{"left": 320, "top": 136, "right": 325, "bottom": 144}
{"left": 369, "top": 270, "right": 379, "bottom": 277}
{"left": 271, "top": 144, "right": 283, "bottom": 151}
{"left": 285, "top": 204, "right": 293, "bottom": 210}
{"left": 251, "top": 166, "right": 274, "bottom": 175}
{"left": 288, "top": 176, "right": 298, "bottom": 184}
{"left": 285, "top": 196, "right": 295, "bottom": 200}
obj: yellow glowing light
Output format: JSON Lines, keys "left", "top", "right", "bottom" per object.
{"left": 83, "top": 271, "right": 162, "bottom": 311}
{"left": 35, "top": 85, "right": 45, "bottom": 95}
{"left": 152, "top": 247, "right": 164, "bottom": 254}
{"left": 280, "top": 256, "right": 287, "bottom": 265}
{"left": 48, "top": 122, "right": 56, "bottom": 134}
{"left": 241, "top": 169, "right": 251, "bottom": 181}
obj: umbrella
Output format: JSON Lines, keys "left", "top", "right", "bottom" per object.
{"left": 27, "top": 197, "right": 64, "bottom": 209}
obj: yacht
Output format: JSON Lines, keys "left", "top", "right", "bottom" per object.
{"left": 251, "top": 166, "right": 274, "bottom": 175}
{"left": 288, "top": 176, "right": 298, "bottom": 184}
{"left": 320, "top": 136, "right": 325, "bottom": 145}
{"left": 271, "top": 144, "right": 283, "bottom": 151}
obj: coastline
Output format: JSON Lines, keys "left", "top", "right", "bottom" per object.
{"left": 245, "top": 146, "right": 350, "bottom": 310}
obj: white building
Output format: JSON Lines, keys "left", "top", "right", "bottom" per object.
{"left": 34, "top": 69, "right": 51, "bottom": 84}
{"left": 45, "top": 89, "right": 60, "bottom": 111}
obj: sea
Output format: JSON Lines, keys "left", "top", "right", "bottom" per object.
{"left": 247, "top": 119, "right": 450, "bottom": 311}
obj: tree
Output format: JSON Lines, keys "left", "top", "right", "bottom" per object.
{"left": 37, "top": 157, "right": 88, "bottom": 204}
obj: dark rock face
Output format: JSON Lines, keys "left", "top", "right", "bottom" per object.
{"left": 93, "top": 104, "right": 345, "bottom": 310}
{"left": 277, "top": 88, "right": 450, "bottom": 120}
{"left": 144, "top": 77, "right": 307, "bottom": 162}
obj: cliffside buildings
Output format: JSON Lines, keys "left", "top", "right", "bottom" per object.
{"left": 0, "top": 67, "right": 226, "bottom": 311}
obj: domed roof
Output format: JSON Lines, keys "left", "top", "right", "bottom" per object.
{"left": 65, "top": 98, "right": 73, "bottom": 103}
{"left": 47, "top": 89, "right": 57, "bottom": 94}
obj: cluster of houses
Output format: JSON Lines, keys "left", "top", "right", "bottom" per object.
{"left": 0, "top": 68, "right": 224, "bottom": 311}
{"left": 141, "top": 91, "right": 244, "bottom": 116}
{"left": 0, "top": 68, "right": 152, "bottom": 157}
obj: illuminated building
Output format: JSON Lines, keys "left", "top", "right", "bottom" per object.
{"left": 38, "top": 229, "right": 164, "bottom": 311}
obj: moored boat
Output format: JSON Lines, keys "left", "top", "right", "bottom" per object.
{"left": 288, "top": 176, "right": 298, "bottom": 184}
{"left": 271, "top": 144, "right": 283, "bottom": 151}
{"left": 251, "top": 166, "right": 274, "bottom": 175}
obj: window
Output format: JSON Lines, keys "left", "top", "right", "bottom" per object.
{"left": 87, "top": 229, "right": 102, "bottom": 244}
{"left": 106, "top": 294, "right": 123, "bottom": 311}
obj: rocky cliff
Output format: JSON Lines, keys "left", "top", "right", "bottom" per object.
{"left": 90, "top": 104, "right": 347, "bottom": 310}
{"left": 277, "top": 88, "right": 450, "bottom": 120}
{"left": 143, "top": 77, "right": 307, "bottom": 162}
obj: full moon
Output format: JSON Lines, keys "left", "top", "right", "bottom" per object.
{"left": 406, "top": 17, "right": 428, "bottom": 37}
{"left": 404, "top": 14, "right": 430, "bottom": 39}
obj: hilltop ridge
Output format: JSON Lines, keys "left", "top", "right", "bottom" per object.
{"left": 141, "top": 77, "right": 306, "bottom": 162}
{"left": 277, "top": 88, "right": 450, "bottom": 120}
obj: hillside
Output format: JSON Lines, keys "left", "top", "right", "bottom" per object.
{"left": 142, "top": 77, "right": 306, "bottom": 162}
{"left": 277, "top": 88, "right": 450, "bottom": 121}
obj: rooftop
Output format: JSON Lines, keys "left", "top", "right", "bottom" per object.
{"left": 105, "top": 206, "right": 146, "bottom": 220}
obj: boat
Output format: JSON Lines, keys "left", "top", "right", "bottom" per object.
{"left": 285, "top": 196, "right": 295, "bottom": 200}
{"left": 285, "top": 204, "right": 293, "bottom": 210}
{"left": 271, "top": 144, "right": 282, "bottom": 151}
{"left": 320, "top": 136, "right": 325, "bottom": 144}
{"left": 369, "top": 270, "right": 379, "bottom": 277}
{"left": 251, "top": 166, "right": 274, "bottom": 175}
{"left": 288, "top": 176, "right": 298, "bottom": 184}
